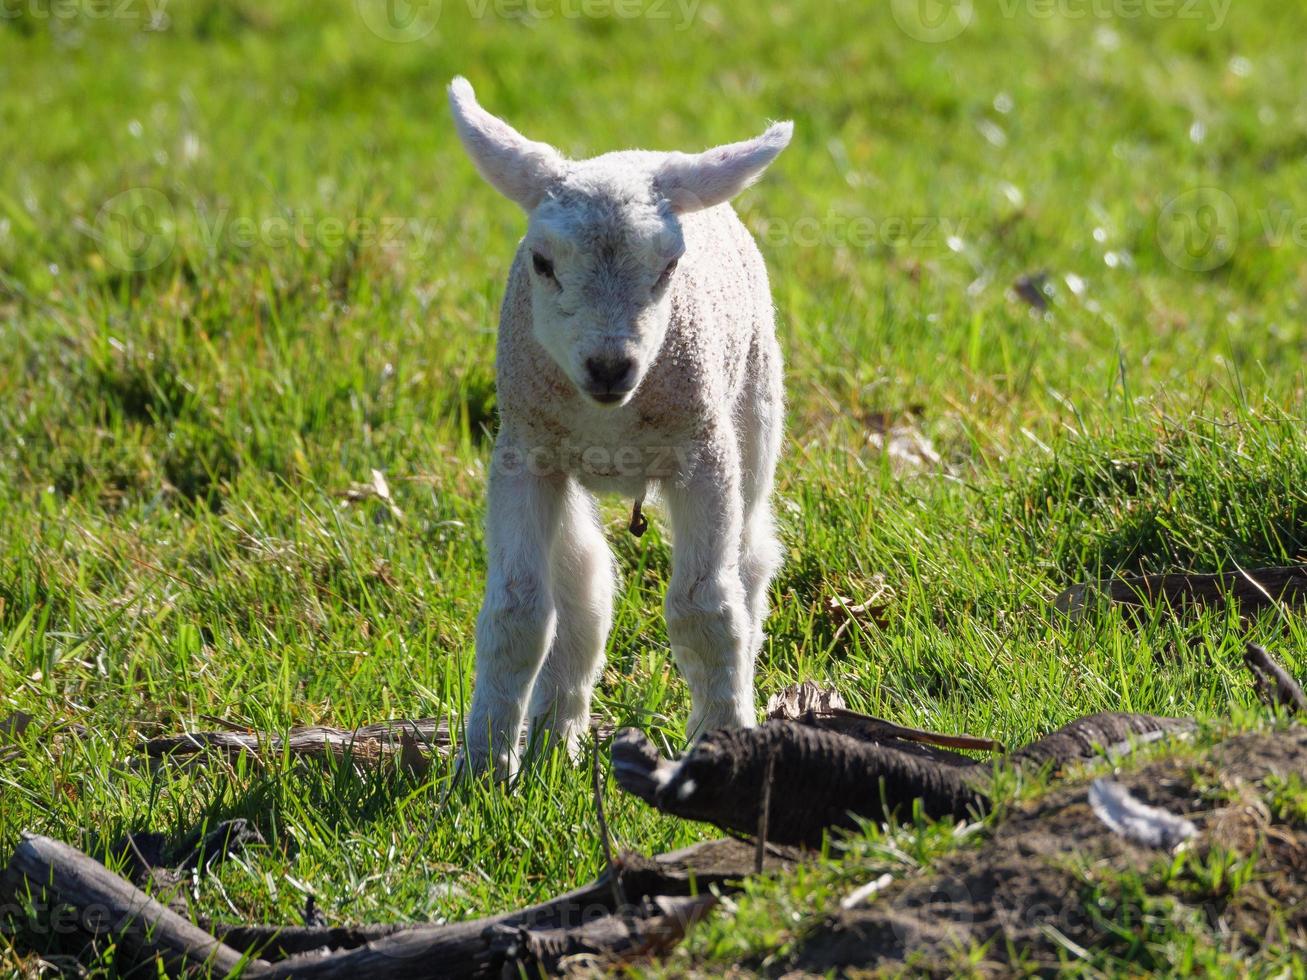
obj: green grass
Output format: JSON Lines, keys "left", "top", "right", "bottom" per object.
{"left": 1, "top": 0, "right": 1306, "bottom": 973}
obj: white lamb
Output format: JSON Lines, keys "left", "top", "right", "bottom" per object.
{"left": 448, "top": 77, "right": 792, "bottom": 778}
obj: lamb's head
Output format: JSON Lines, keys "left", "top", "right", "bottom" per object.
{"left": 449, "top": 76, "right": 792, "bottom": 407}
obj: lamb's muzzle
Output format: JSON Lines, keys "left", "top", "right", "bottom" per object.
{"left": 448, "top": 76, "right": 793, "bottom": 778}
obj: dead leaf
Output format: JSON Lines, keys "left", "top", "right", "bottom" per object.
{"left": 841, "top": 873, "right": 894, "bottom": 909}
{"left": 766, "top": 681, "right": 847, "bottom": 720}
{"left": 0, "top": 711, "right": 33, "bottom": 763}
{"left": 863, "top": 408, "right": 941, "bottom": 474}
{"left": 339, "top": 468, "right": 404, "bottom": 521}
{"left": 1011, "top": 271, "right": 1051, "bottom": 311}
{"left": 824, "top": 575, "right": 893, "bottom": 643}
{"left": 0, "top": 711, "right": 32, "bottom": 741}
{"left": 399, "top": 728, "right": 432, "bottom": 778}
{"left": 1089, "top": 778, "right": 1196, "bottom": 850}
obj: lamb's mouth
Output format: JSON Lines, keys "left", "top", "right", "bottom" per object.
{"left": 587, "top": 390, "right": 630, "bottom": 406}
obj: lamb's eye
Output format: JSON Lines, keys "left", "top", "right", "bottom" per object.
{"left": 532, "top": 252, "right": 557, "bottom": 283}
{"left": 656, "top": 257, "right": 679, "bottom": 286}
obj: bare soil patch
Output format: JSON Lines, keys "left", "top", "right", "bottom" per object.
{"left": 787, "top": 726, "right": 1307, "bottom": 976}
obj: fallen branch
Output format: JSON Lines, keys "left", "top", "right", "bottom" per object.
{"left": 1007, "top": 712, "right": 1193, "bottom": 771}
{"left": 614, "top": 722, "right": 991, "bottom": 846}
{"left": 765, "top": 681, "right": 1003, "bottom": 763}
{"left": 1054, "top": 565, "right": 1307, "bottom": 618}
{"left": 2, "top": 832, "right": 262, "bottom": 976}
{"left": 1244, "top": 642, "right": 1307, "bottom": 715}
{"left": 22, "top": 653, "right": 1301, "bottom": 976}
{"left": 141, "top": 717, "right": 614, "bottom": 773}
{"left": 614, "top": 712, "right": 1190, "bottom": 846}
{"left": 2, "top": 833, "right": 788, "bottom": 978}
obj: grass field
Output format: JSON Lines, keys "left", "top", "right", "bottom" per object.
{"left": 2, "top": 0, "right": 1306, "bottom": 973}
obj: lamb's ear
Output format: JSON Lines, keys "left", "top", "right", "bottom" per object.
{"left": 654, "top": 121, "right": 794, "bottom": 214}
{"left": 448, "top": 76, "right": 566, "bottom": 211}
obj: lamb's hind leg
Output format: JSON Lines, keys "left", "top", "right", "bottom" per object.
{"left": 738, "top": 377, "right": 784, "bottom": 662}
{"left": 527, "top": 481, "right": 615, "bottom": 760}
{"left": 740, "top": 502, "right": 782, "bottom": 662}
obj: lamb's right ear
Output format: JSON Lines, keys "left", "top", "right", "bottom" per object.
{"left": 448, "top": 77, "right": 566, "bottom": 211}
{"left": 654, "top": 121, "right": 794, "bottom": 214}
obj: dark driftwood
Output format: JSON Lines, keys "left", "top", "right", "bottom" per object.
{"left": 793, "top": 707, "right": 1003, "bottom": 762}
{"left": 212, "top": 921, "right": 409, "bottom": 960}
{"left": 3, "top": 832, "right": 262, "bottom": 976}
{"left": 243, "top": 837, "right": 783, "bottom": 976}
{"left": 614, "top": 722, "right": 992, "bottom": 846}
{"left": 112, "top": 818, "right": 266, "bottom": 886}
{"left": 141, "top": 717, "right": 615, "bottom": 773}
{"left": 1244, "top": 643, "right": 1307, "bottom": 715}
{"left": 19, "top": 652, "right": 1303, "bottom": 975}
{"left": 1007, "top": 712, "right": 1194, "bottom": 770}
{"left": 614, "top": 713, "right": 1190, "bottom": 846}
{"left": 257, "top": 892, "right": 716, "bottom": 979}
{"left": 2, "top": 832, "right": 782, "bottom": 979}
{"left": 765, "top": 681, "right": 1004, "bottom": 764}
{"left": 1054, "top": 565, "right": 1307, "bottom": 618}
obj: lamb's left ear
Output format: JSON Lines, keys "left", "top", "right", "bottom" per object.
{"left": 654, "top": 121, "right": 794, "bottom": 214}
{"left": 448, "top": 76, "right": 567, "bottom": 211}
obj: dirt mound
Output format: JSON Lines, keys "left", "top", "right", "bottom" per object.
{"left": 788, "top": 727, "right": 1307, "bottom": 976}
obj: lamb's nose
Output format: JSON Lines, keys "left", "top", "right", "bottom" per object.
{"left": 584, "top": 357, "right": 636, "bottom": 402}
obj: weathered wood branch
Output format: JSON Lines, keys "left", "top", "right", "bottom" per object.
{"left": 256, "top": 891, "right": 717, "bottom": 979}
{"left": 2, "top": 831, "right": 783, "bottom": 978}
{"left": 2, "top": 832, "right": 263, "bottom": 976}
{"left": 141, "top": 717, "right": 615, "bottom": 773}
{"left": 19, "top": 649, "right": 1300, "bottom": 976}
{"left": 1244, "top": 642, "right": 1307, "bottom": 714}
{"left": 1007, "top": 712, "right": 1194, "bottom": 770}
{"left": 614, "top": 722, "right": 992, "bottom": 846}
{"left": 614, "top": 712, "right": 1190, "bottom": 845}
{"left": 1054, "top": 564, "right": 1307, "bottom": 618}
{"left": 764, "top": 680, "right": 1004, "bottom": 764}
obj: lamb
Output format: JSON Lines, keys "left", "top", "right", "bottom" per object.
{"left": 448, "top": 76, "right": 792, "bottom": 778}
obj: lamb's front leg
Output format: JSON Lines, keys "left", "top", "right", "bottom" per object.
{"left": 527, "top": 481, "right": 615, "bottom": 759}
{"left": 462, "top": 441, "right": 565, "bottom": 779}
{"left": 664, "top": 441, "right": 755, "bottom": 739}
